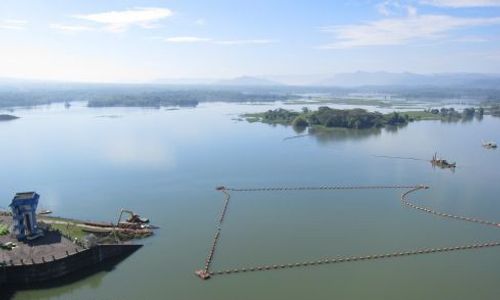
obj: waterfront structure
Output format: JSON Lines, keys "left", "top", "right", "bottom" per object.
{"left": 9, "top": 192, "right": 42, "bottom": 241}
{"left": 1, "top": 202, "right": 143, "bottom": 287}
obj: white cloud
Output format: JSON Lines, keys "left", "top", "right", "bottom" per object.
{"left": 377, "top": 2, "right": 392, "bottom": 16}
{"left": 165, "top": 37, "right": 275, "bottom": 45}
{"left": 451, "top": 36, "right": 489, "bottom": 42}
{"left": 0, "top": 19, "right": 27, "bottom": 30}
{"left": 165, "top": 36, "right": 212, "bottom": 43}
{"left": 195, "top": 18, "right": 206, "bottom": 26}
{"left": 321, "top": 13, "right": 500, "bottom": 49}
{"left": 74, "top": 7, "right": 172, "bottom": 32}
{"left": 407, "top": 5, "right": 418, "bottom": 17}
{"left": 215, "top": 39, "right": 276, "bottom": 45}
{"left": 376, "top": 1, "right": 402, "bottom": 16}
{"left": 376, "top": 1, "right": 417, "bottom": 17}
{"left": 50, "top": 23, "right": 94, "bottom": 32}
{"left": 420, "top": 0, "right": 500, "bottom": 7}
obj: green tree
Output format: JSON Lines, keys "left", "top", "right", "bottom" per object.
{"left": 292, "top": 116, "right": 309, "bottom": 128}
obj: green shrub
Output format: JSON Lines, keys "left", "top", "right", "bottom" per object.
{"left": 0, "top": 224, "right": 9, "bottom": 236}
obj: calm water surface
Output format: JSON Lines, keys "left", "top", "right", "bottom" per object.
{"left": 1, "top": 102, "right": 500, "bottom": 300}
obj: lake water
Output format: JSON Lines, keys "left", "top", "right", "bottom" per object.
{"left": 1, "top": 102, "right": 500, "bottom": 300}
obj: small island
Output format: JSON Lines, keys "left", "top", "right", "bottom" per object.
{"left": 0, "top": 114, "right": 19, "bottom": 121}
{"left": 489, "top": 105, "right": 500, "bottom": 117}
{"left": 243, "top": 106, "right": 484, "bottom": 131}
{"left": 245, "top": 107, "right": 409, "bottom": 130}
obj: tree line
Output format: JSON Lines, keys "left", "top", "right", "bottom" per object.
{"left": 250, "top": 107, "right": 409, "bottom": 130}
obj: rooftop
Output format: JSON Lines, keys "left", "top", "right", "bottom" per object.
{"left": 12, "top": 192, "right": 38, "bottom": 201}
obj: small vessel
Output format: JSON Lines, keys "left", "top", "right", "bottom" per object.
{"left": 482, "top": 140, "right": 497, "bottom": 149}
{"left": 116, "top": 209, "right": 152, "bottom": 230}
{"left": 431, "top": 153, "right": 456, "bottom": 168}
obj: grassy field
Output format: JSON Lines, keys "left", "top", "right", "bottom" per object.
{"left": 401, "top": 111, "right": 443, "bottom": 120}
{"left": 48, "top": 222, "right": 87, "bottom": 240}
{"left": 39, "top": 216, "right": 90, "bottom": 240}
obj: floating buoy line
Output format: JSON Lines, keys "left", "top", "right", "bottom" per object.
{"left": 195, "top": 185, "right": 500, "bottom": 280}
{"left": 373, "top": 155, "right": 427, "bottom": 161}
{"left": 282, "top": 134, "right": 311, "bottom": 141}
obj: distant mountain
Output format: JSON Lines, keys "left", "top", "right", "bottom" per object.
{"left": 316, "top": 72, "right": 500, "bottom": 88}
{"left": 215, "top": 76, "right": 283, "bottom": 86}
{"left": 2, "top": 72, "right": 500, "bottom": 89}
{"left": 151, "top": 78, "right": 216, "bottom": 85}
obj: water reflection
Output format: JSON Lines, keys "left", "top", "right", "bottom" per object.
{"left": 292, "top": 124, "right": 307, "bottom": 134}
{"left": 281, "top": 115, "right": 486, "bottom": 144}
{"left": 307, "top": 127, "right": 382, "bottom": 144}
{"left": 283, "top": 124, "right": 411, "bottom": 144}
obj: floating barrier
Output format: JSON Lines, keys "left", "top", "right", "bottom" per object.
{"left": 196, "top": 185, "right": 500, "bottom": 280}
{"left": 196, "top": 189, "right": 231, "bottom": 279}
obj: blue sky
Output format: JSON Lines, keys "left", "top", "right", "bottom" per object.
{"left": 1, "top": 0, "right": 499, "bottom": 83}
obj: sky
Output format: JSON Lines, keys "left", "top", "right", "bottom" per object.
{"left": 0, "top": 0, "right": 500, "bottom": 83}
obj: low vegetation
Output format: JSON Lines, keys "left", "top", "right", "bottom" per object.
{"left": 245, "top": 107, "right": 409, "bottom": 130}
{"left": 244, "top": 106, "right": 484, "bottom": 130}
{"left": 87, "top": 93, "right": 199, "bottom": 108}
{"left": 0, "top": 223, "right": 9, "bottom": 236}
{"left": 0, "top": 88, "right": 297, "bottom": 108}
{"left": 87, "top": 91, "right": 296, "bottom": 107}
{"left": 0, "top": 114, "right": 19, "bottom": 121}
{"left": 489, "top": 105, "right": 500, "bottom": 117}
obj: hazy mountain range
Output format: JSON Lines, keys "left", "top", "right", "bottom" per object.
{"left": 153, "top": 72, "right": 500, "bottom": 88}
{"left": 313, "top": 72, "right": 500, "bottom": 88}
{"left": 2, "top": 72, "right": 500, "bottom": 89}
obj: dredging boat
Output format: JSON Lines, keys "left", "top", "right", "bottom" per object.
{"left": 0, "top": 192, "right": 154, "bottom": 287}
{"left": 431, "top": 153, "right": 456, "bottom": 169}
{"left": 482, "top": 141, "right": 497, "bottom": 149}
